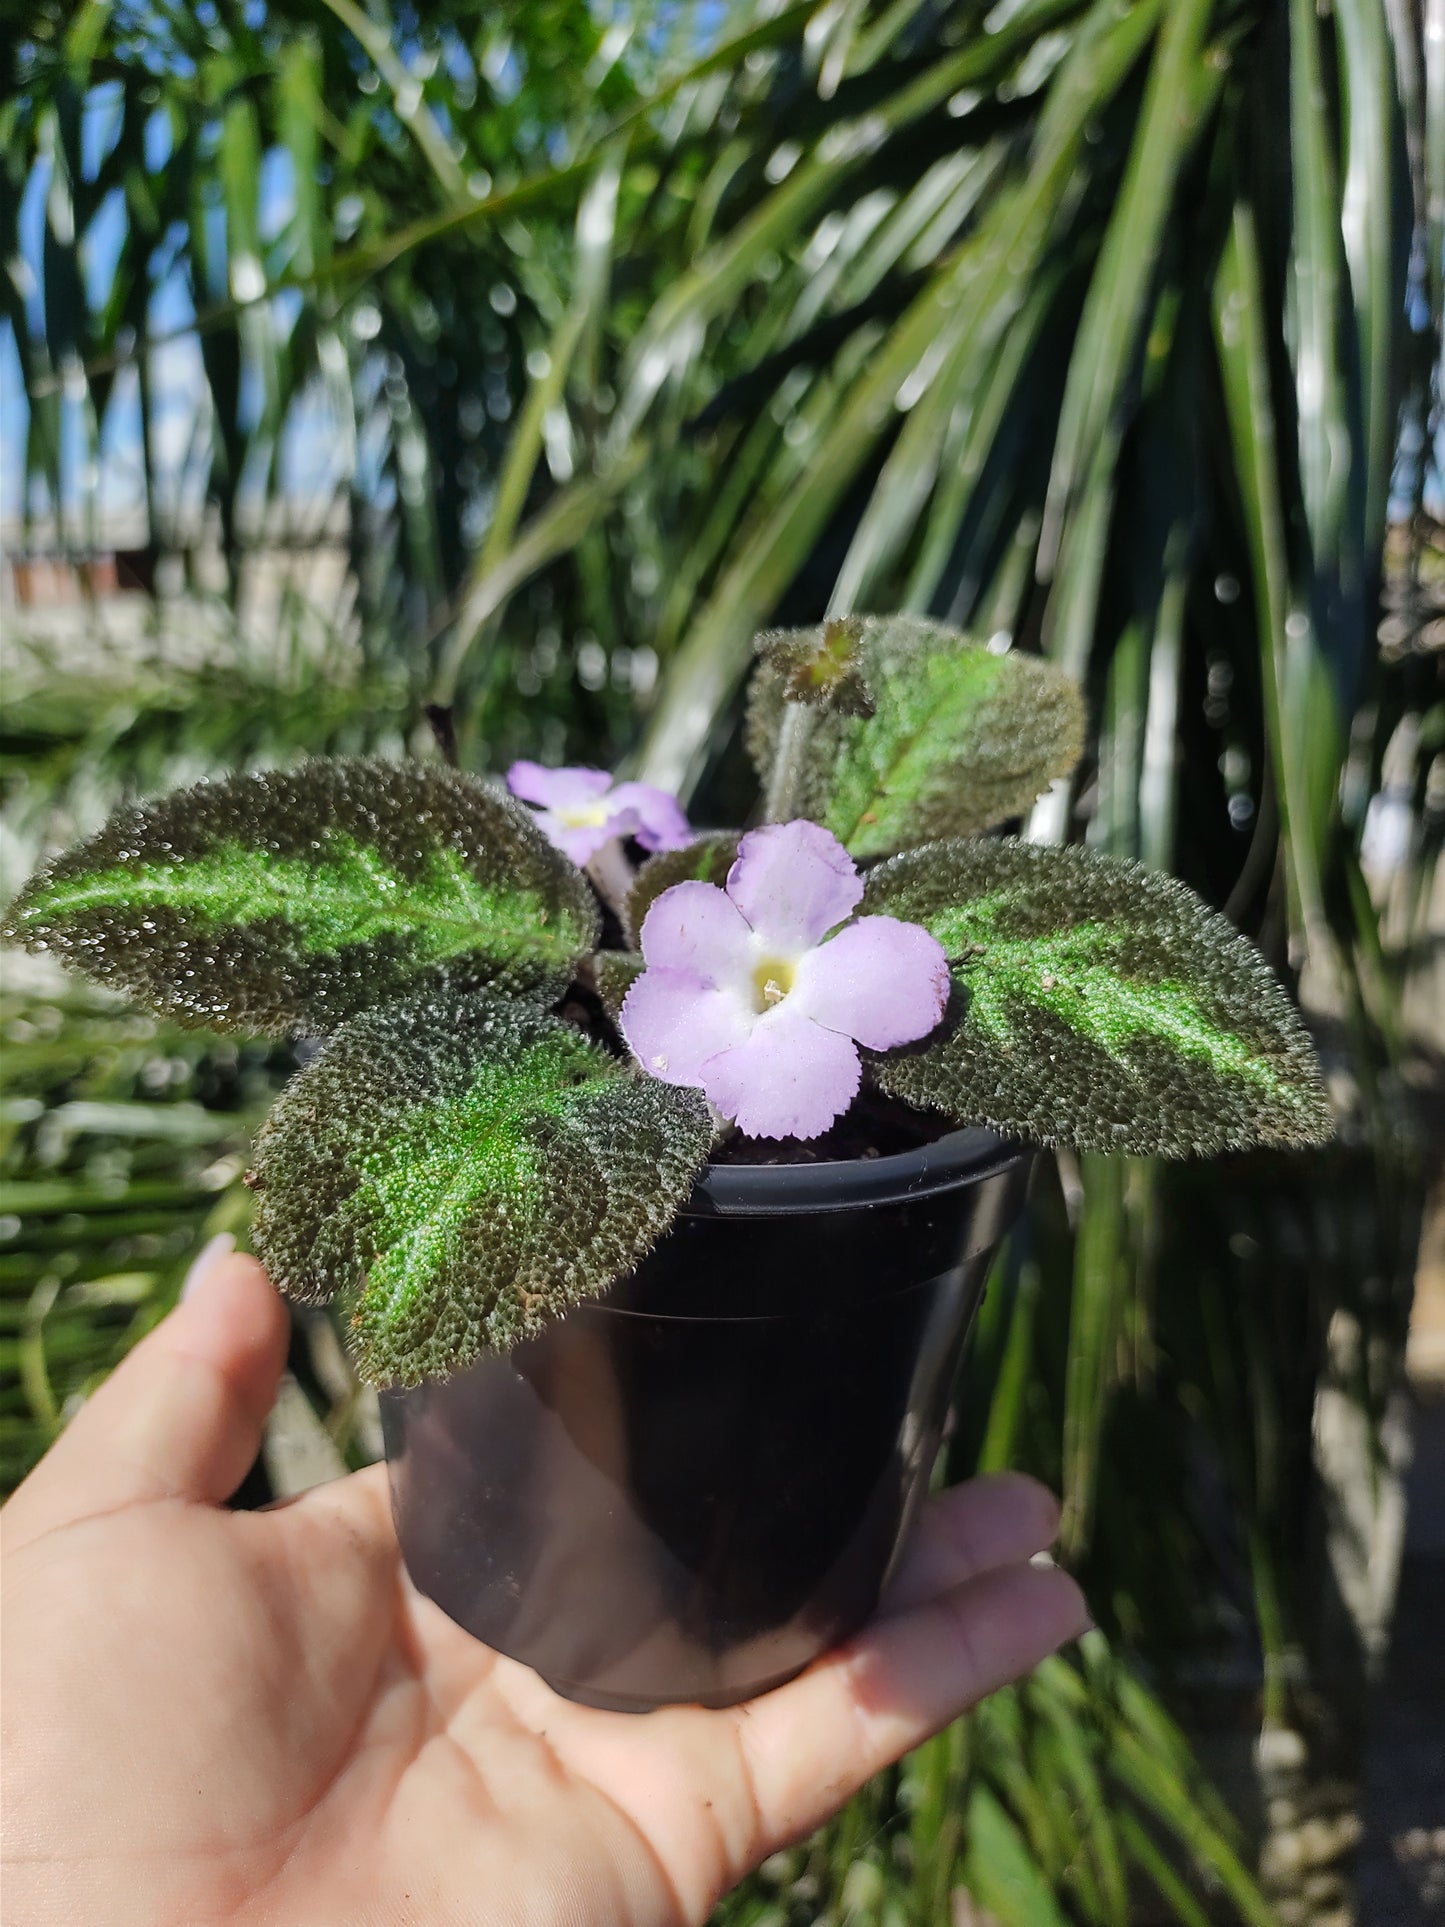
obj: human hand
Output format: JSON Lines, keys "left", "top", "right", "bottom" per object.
{"left": 2, "top": 1244, "right": 1088, "bottom": 1927}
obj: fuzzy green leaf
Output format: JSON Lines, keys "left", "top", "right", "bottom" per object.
{"left": 624, "top": 832, "right": 740, "bottom": 946}
{"left": 747, "top": 616, "right": 1085, "bottom": 857}
{"left": 593, "top": 949, "right": 646, "bottom": 1022}
{"left": 1, "top": 759, "right": 599, "bottom": 1036}
{"left": 250, "top": 992, "right": 713, "bottom": 1384}
{"left": 864, "top": 840, "right": 1333, "bottom": 1156}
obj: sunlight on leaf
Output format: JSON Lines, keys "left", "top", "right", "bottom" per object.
{"left": 748, "top": 618, "right": 1084, "bottom": 856}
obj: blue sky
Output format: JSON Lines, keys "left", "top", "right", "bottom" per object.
{"left": 4, "top": 43, "right": 1440, "bottom": 538}
{"left": 0, "top": 80, "right": 326, "bottom": 531}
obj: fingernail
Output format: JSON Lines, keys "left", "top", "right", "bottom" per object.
{"left": 182, "top": 1232, "right": 236, "bottom": 1300}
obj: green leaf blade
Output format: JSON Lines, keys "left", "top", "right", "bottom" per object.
{"left": 748, "top": 618, "right": 1085, "bottom": 856}
{"left": 593, "top": 949, "right": 645, "bottom": 1023}
{"left": 251, "top": 993, "right": 713, "bottom": 1384}
{"left": 2, "top": 759, "right": 600, "bottom": 1036}
{"left": 865, "top": 840, "right": 1333, "bottom": 1156}
{"left": 959, "top": 1782, "right": 1073, "bottom": 1927}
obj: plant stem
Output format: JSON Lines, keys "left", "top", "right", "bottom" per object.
{"left": 584, "top": 838, "right": 636, "bottom": 928}
{"left": 423, "top": 704, "right": 459, "bottom": 767}
{"left": 762, "top": 702, "right": 817, "bottom": 822}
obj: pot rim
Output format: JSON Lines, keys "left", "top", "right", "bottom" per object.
{"left": 688, "top": 1125, "right": 1028, "bottom": 1219}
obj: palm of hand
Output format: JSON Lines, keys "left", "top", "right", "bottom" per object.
{"left": 2, "top": 1253, "right": 1085, "bottom": 1927}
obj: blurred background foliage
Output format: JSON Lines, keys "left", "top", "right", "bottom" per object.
{"left": 2, "top": 1, "right": 1442, "bottom": 1921}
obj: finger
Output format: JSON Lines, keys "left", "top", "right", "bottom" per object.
{"left": 4, "top": 1241, "right": 290, "bottom": 1538}
{"left": 728, "top": 1560, "right": 1090, "bottom": 1855}
{"left": 880, "top": 1474, "right": 1060, "bottom": 1614}
{"left": 284, "top": 1460, "right": 393, "bottom": 1536}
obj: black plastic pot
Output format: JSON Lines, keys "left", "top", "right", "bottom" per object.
{"left": 381, "top": 1127, "right": 1031, "bottom": 1712}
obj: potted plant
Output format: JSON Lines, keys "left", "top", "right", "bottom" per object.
{"left": 3, "top": 616, "right": 1330, "bottom": 1711}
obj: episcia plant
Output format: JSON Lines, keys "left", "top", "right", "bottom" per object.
{"left": 2, "top": 617, "right": 1332, "bottom": 1386}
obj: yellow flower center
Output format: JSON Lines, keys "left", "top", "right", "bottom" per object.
{"left": 752, "top": 955, "right": 796, "bottom": 1012}
{"left": 558, "top": 800, "right": 611, "bottom": 830}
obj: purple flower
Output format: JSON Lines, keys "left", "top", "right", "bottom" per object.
{"left": 507, "top": 762, "right": 691, "bottom": 866}
{"left": 620, "top": 820, "right": 949, "bottom": 1139}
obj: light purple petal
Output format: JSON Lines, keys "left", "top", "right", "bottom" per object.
{"left": 541, "top": 816, "right": 614, "bottom": 865}
{"left": 507, "top": 761, "right": 613, "bottom": 810}
{"left": 726, "top": 821, "right": 863, "bottom": 952}
{"left": 621, "top": 967, "right": 753, "bottom": 1088}
{"left": 790, "top": 916, "right": 950, "bottom": 1049}
{"left": 607, "top": 781, "right": 692, "bottom": 853}
{"left": 639, "top": 881, "right": 755, "bottom": 990}
{"left": 702, "top": 1008, "right": 861, "bottom": 1140}
{"left": 595, "top": 802, "right": 644, "bottom": 843}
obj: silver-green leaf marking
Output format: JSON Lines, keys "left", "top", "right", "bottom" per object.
{"left": 250, "top": 992, "right": 713, "bottom": 1384}
{"left": 1, "top": 758, "right": 599, "bottom": 1035}
{"left": 863, "top": 839, "right": 1333, "bottom": 1156}
{"left": 748, "top": 616, "right": 1085, "bottom": 857}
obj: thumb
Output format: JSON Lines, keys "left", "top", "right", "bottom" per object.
{"left": 4, "top": 1239, "right": 291, "bottom": 1542}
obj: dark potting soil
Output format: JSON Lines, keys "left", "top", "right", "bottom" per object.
{"left": 707, "top": 1087, "right": 953, "bottom": 1166}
